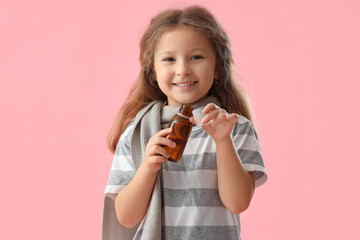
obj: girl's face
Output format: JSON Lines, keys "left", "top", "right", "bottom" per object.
{"left": 154, "top": 26, "right": 217, "bottom": 106}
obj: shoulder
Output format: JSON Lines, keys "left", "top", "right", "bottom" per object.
{"left": 230, "top": 116, "right": 260, "bottom": 142}
{"left": 124, "top": 120, "right": 135, "bottom": 134}
{"left": 115, "top": 122, "right": 135, "bottom": 152}
{"left": 236, "top": 115, "right": 251, "bottom": 125}
{"left": 233, "top": 115, "right": 255, "bottom": 132}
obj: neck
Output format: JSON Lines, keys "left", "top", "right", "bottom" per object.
{"left": 161, "top": 96, "right": 220, "bottom": 125}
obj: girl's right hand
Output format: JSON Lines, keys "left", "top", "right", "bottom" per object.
{"left": 142, "top": 128, "right": 176, "bottom": 173}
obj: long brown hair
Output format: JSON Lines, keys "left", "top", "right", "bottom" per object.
{"left": 107, "top": 5, "right": 254, "bottom": 153}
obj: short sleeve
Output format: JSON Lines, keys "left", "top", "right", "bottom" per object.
{"left": 232, "top": 116, "right": 268, "bottom": 188}
{"left": 104, "top": 124, "right": 136, "bottom": 200}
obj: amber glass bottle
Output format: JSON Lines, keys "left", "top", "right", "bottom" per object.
{"left": 165, "top": 104, "right": 193, "bottom": 162}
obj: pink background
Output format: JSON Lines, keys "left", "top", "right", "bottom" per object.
{"left": 1, "top": 0, "right": 359, "bottom": 239}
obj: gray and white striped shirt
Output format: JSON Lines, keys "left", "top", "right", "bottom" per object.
{"left": 105, "top": 115, "right": 267, "bottom": 240}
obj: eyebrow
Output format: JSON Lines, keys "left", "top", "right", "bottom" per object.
{"left": 157, "top": 48, "right": 208, "bottom": 56}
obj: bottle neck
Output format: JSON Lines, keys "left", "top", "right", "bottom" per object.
{"left": 177, "top": 113, "right": 190, "bottom": 119}
{"left": 177, "top": 104, "right": 193, "bottom": 119}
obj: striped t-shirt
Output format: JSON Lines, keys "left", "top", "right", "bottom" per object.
{"left": 105, "top": 115, "right": 267, "bottom": 240}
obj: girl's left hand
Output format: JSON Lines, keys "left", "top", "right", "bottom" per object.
{"left": 190, "top": 103, "right": 239, "bottom": 142}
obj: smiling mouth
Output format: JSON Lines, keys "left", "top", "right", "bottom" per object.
{"left": 173, "top": 81, "right": 198, "bottom": 87}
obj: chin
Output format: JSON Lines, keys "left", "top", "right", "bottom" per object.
{"left": 168, "top": 94, "right": 208, "bottom": 106}
{"left": 180, "top": 98, "right": 201, "bottom": 105}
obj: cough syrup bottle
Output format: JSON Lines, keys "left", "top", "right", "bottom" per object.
{"left": 165, "top": 104, "right": 193, "bottom": 162}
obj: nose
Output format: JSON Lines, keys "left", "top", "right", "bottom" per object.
{"left": 175, "top": 59, "right": 191, "bottom": 77}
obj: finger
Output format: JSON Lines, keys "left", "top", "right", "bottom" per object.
{"left": 147, "top": 128, "right": 174, "bottom": 146}
{"left": 150, "top": 135, "right": 176, "bottom": 147}
{"left": 149, "top": 155, "right": 168, "bottom": 164}
{"left": 211, "top": 111, "right": 228, "bottom": 126}
{"left": 154, "top": 145, "right": 170, "bottom": 159}
{"left": 202, "top": 108, "right": 226, "bottom": 125}
{"left": 155, "top": 127, "right": 173, "bottom": 137}
{"left": 162, "top": 138, "right": 177, "bottom": 148}
{"left": 189, "top": 116, "right": 197, "bottom": 125}
{"left": 227, "top": 113, "right": 239, "bottom": 124}
{"left": 145, "top": 144, "right": 170, "bottom": 159}
{"left": 147, "top": 136, "right": 176, "bottom": 151}
{"left": 202, "top": 103, "right": 218, "bottom": 114}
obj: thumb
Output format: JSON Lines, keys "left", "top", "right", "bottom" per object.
{"left": 227, "top": 113, "right": 239, "bottom": 124}
{"left": 189, "top": 116, "right": 197, "bottom": 125}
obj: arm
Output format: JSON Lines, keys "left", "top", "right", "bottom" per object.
{"left": 215, "top": 137, "right": 255, "bottom": 214}
{"left": 191, "top": 103, "right": 255, "bottom": 214}
{"left": 114, "top": 128, "right": 175, "bottom": 228}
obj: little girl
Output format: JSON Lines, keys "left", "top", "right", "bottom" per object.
{"left": 103, "top": 5, "right": 267, "bottom": 240}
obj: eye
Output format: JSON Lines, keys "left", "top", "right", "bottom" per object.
{"left": 162, "top": 57, "right": 175, "bottom": 62}
{"left": 191, "top": 55, "right": 204, "bottom": 60}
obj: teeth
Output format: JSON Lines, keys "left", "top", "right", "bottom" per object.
{"left": 175, "top": 82, "right": 194, "bottom": 87}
